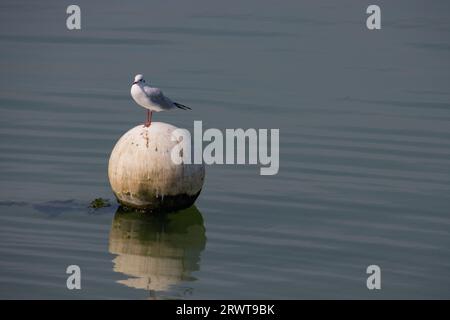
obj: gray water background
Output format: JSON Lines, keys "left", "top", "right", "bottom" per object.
{"left": 0, "top": 0, "right": 449, "bottom": 299}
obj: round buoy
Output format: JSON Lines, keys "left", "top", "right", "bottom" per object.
{"left": 108, "top": 122, "right": 204, "bottom": 212}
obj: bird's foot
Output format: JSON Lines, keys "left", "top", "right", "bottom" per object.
{"left": 144, "top": 122, "right": 151, "bottom": 128}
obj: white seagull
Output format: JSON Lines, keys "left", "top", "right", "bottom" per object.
{"left": 130, "top": 74, "right": 191, "bottom": 127}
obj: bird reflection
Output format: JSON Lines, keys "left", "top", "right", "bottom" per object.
{"left": 109, "top": 206, "right": 206, "bottom": 296}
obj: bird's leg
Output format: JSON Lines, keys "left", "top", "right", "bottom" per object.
{"left": 144, "top": 110, "right": 151, "bottom": 127}
{"left": 149, "top": 111, "right": 153, "bottom": 125}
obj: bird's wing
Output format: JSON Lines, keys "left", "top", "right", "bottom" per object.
{"left": 143, "top": 86, "right": 174, "bottom": 110}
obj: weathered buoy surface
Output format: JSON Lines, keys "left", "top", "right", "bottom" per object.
{"left": 108, "top": 122, "right": 204, "bottom": 212}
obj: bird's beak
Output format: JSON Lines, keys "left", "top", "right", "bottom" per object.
{"left": 132, "top": 81, "right": 138, "bottom": 85}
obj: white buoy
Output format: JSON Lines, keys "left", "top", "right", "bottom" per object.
{"left": 108, "top": 122, "right": 205, "bottom": 212}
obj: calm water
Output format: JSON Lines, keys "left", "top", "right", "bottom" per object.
{"left": 1, "top": 0, "right": 450, "bottom": 299}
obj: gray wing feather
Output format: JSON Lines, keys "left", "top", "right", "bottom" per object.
{"left": 143, "top": 87, "right": 174, "bottom": 110}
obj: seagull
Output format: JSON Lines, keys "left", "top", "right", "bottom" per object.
{"left": 130, "top": 74, "right": 191, "bottom": 127}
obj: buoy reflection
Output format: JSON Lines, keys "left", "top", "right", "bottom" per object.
{"left": 109, "top": 206, "right": 206, "bottom": 294}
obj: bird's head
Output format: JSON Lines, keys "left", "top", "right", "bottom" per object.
{"left": 132, "top": 74, "right": 145, "bottom": 85}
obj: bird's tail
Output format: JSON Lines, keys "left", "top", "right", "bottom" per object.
{"left": 174, "top": 102, "right": 191, "bottom": 110}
